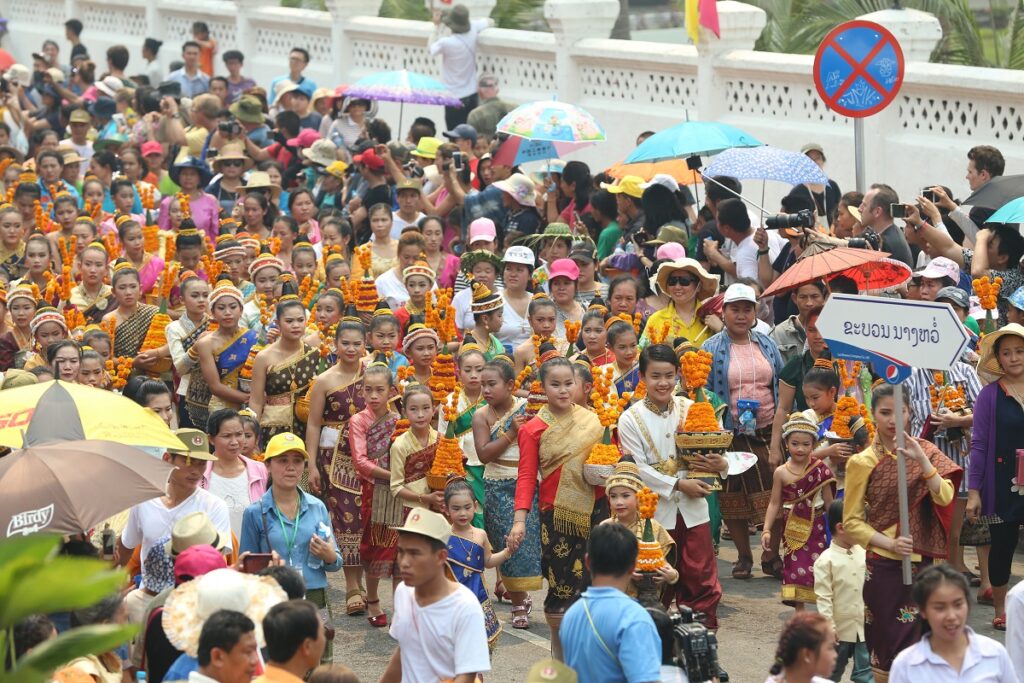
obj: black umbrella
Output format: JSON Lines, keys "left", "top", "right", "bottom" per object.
{"left": 963, "top": 174, "right": 1024, "bottom": 210}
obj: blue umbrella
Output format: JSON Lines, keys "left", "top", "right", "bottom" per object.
{"left": 624, "top": 121, "right": 762, "bottom": 164}
{"left": 491, "top": 135, "right": 592, "bottom": 167}
{"left": 345, "top": 69, "right": 461, "bottom": 106}
{"left": 703, "top": 146, "right": 828, "bottom": 186}
{"left": 987, "top": 196, "right": 1024, "bottom": 224}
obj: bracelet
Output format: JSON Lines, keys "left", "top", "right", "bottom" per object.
{"left": 923, "top": 467, "right": 939, "bottom": 480}
{"left": 503, "top": 431, "right": 515, "bottom": 445}
{"left": 757, "top": 248, "right": 770, "bottom": 255}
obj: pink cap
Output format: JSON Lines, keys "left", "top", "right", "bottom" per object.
{"left": 468, "top": 217, "right": 497, "bottom": 245}
{"left": 914, "top": 256, "right": 960, "bottom": 282}
{"left": 286, "top": 129, "right": 321, "bottom": 148}
{"left": 656, "top": 242, "right": 687, "bottom": 261}
{"left": 173, "top": 544, "right": 227, "bottom": 582}
{"left": 141, "top": 141, "right": 163, "bottom": 157}
{"left": 549, "top": 258, "right": 580, "bottom": 282}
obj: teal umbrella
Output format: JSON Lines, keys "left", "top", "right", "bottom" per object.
{"left": 987, "top": 196, "right": 1024, "bottom": 224}
{"left": 625, "top": 121, "right": 761, "bottom": 164}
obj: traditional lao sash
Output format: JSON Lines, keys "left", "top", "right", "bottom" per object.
{"left": 216, "top": 329, "right": 257, "bottom": 378}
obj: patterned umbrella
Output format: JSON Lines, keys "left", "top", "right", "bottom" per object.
{"left": 827, "top": 257, "right": 912, "bottom": 292}
{"left": 491, "top": 135, "right": 592, "bottom": 167}
{"left": 497, "top": 101, "right": 606, "bottom": 143}
{"left": 762, "top": 244, "right": 891, "bottom": 298}
{"left": 625, "top": 121, "right": 761, "bottom": 164}
{"left": 703, "top": 145, "right": 828, "bottom": 186}
{"left": 344, "top": 69, "right": 461, "bottom": 106}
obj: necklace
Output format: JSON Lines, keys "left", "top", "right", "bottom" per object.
{"left": 643, "top": 396, "right": 672, "bottom": 417}
{"left": 784, "top": 461, "right": 806, "bottom": 477}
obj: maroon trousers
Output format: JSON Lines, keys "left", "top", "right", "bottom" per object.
{"left": 662, "top": 513, "right": 722, "bottom": 630}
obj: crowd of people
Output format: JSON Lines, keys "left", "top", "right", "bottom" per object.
{"left": 2, "top": 5, "right": 1024, "bottom": 683}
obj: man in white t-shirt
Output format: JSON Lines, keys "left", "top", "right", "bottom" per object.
{"left": 428, "top": 4, "right": 488, "bottom": 129}
{"left": 391, "top": 178, "right": 426, "bottom": 238}
{"left": 119, "top": 428, "right": 230, "bottom": 622}
{"left": 380, "top": 509, "right": 490, "bottom": 683}
{"left": 704, "top": 197, "right": 758, "bottom": 286}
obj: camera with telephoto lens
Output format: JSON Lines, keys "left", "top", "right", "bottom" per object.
{"left": 764, "top": 209, "right": 814, "bottom": 231}
{"left": 673, "top": 607, "right": 723, "bottom": 683}
{"left": 218, "top": 117, "right": 241, "bottom": 136}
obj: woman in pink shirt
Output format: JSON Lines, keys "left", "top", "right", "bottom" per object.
{"left": 158, "top": 158, "right": 220, "bottom": 243}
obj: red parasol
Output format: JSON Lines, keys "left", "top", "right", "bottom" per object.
{"left": 762, "top": 243, "right": 891, "bottom": 298}
{"left": 827, "top": 257, "right": 912, "bottom": 292}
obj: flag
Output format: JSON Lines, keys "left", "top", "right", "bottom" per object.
{"left": 686, "top": 0, "right": 721, "bottom": 44}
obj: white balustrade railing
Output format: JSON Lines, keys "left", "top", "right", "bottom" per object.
{"left": 2, "top": 0, "right": 1023, "bottom": 209}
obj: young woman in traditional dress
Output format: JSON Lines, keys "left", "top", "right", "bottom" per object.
{"left": 69, "top": 242, "right": 113, "bottom": 324}
{"left": 116, "top": 216, "right": 165, "bottom": 303}
{"left": 508, "top": 344, "right": 606, "bottom": 659}
{"left": 305, "top": 316, "right": 368, "bottom": 616}
{"left": 0, "top": 285, "right": 36, "bottom": 371}
{"left": 598, "top": 318, "right": 641, "bottom": 397}
{"left": 102, "top": 261, "right": 163, "bottom": 371}
{"left": 165, "top": 272, "right": 211, "bottom": 428}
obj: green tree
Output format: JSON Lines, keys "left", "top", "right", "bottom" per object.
{"left": 1, "top": 535, "right": 136, "bottom": 683}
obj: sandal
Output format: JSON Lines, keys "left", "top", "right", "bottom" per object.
{"left": 511, "top": 605, "right": 530, "bottom": 629}
{"left": 731, "top": 559, "right": 753, "bottom": 580}
{"left": 977, "top": 587, "right": 994, "bottom": 606}
{"left": 366, "top": 599, "right": 388, "bottom": 628}
{"left": 962, "top": 570, "right": 980, "bottom": 587}
{"left": 345, "top": 589, "right": 367, "bottom": 616}
{"left": 494, "top": 579, "right": 510, "bottom": 604}
{"left": 761, "top": 556, "right": 784, "bottom": 580}
{"left": 993, "top": 614, "right": 1006, "bottom": 631}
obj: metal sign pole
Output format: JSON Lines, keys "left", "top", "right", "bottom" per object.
{"left": 894, "top": 382, "right": 913, "bottom": 585}
{"left": 854, "top": 118, "right": 866, "bottom": 193}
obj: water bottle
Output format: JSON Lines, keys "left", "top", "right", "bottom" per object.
{"left": 136, "top": 671, "right": 147, "bottom": 683}
{"left": 307, "top": 522, "right": 331, "bottom": 570}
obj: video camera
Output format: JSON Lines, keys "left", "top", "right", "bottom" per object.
{"left": 218, "top": 113, "right": 242, "bottom": 137}
{"left": 764, "top": 209, "right": 814, "bottom": 231}
{"left": 673, "top": 607, "right": 724, "bottom": 683}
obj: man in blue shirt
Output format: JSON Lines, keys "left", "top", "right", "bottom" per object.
{"left": 560, "top": 523, "right": 662, "bottom": 683}
{"left": 167, "top": 41, "right": 210, "bottom": 98}
{"left": 268, "top": 47, "right": 317, "bottom": 105}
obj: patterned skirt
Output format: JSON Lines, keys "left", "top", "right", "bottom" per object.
{"left": 484, "top": 477, "right": 542, "bottom": 592}
{"left": 780, "top": 505, "right": 828, "bottom": 605}
{"left": 539, "top": 498, "right": 609, "bottom": 613}
{"left": 719, "top": 429, "right": 773, "bottom": 521}
{"left": 864, "top": 554, "right": 929, "bottom": 675}
{"left": 317, "top": 446, "right": 363, "bottom": 567}
{"left": 359, "top": 477, "right": 405, "bottom": 578}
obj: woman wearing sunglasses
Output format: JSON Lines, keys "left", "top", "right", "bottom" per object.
{"left": 207, "top": 144, "right": 255, "bottom": 215}
{"left": 641, "top": 258, "right": 721, "bottom": 347}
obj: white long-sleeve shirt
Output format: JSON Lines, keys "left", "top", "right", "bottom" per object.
{"left": 812, "top": 543, "right": 867, "bottom": 642}
{"left": 165, "top": 315, "right": 203, "bottom": 397}
{"left": 1006, "top": 581, "right": 1024, "bottom": 682}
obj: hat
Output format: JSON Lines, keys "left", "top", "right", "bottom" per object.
{"left": 95, "top": 76, "right": 123, "bottom": 98}
{"left": 323, "top": 160, "right": 349, "bottom": 180}
{"left": 1009, "top": 286, "right": 1024, "bottom": 312}
{"left": 1, "top": 369, "right": 37, "bottom": 390}
{"left": 46, "top": 67, "right": 65, "bottom": 85}
{"left": 492, "top": 173, "right": 537, "bottom": 207}
{"left": 846, "top": 205, "right": 862, "bottom": 222}
{"left": 248, "top": 253, "right": 285, "bottom": 278}
{"left": 264, "top": 431, "right": 308, "bottom": 460}
{"left": 88, "top": 96, "right": 116, "bottom": 121}
{"left": 58, "top": 143, "right": 85, "bottom": 166}
{"left": 173, "top": 544, "right": 228, "bottom": 582}
{"left": 459, "top": 249, "right": 503, "bottom": 275}
{"left": 302, "top": 138, "right": 338, "bottom": 168}
{"left": 604, "top": 460, "right": 644, "bottom": 493}
{"left": 470, "top": 279, "right": 503, "bottom": 315}
{"left": 654, "top": 259, "right": 719, "bottom": 300}
{"left": 978, "top": 323, "right": 1024, "bottom": 375}
{"left": 723, "top": 282, "right": 757, "bottom": 305}
{"left": 645, "top": 224, "right": 688, "bottom": 247}
{"left": 604, "top": 252, "right": 642, "bottom": 275}
{"left": 170, "top": 156, "right": 213, "bottom": 187}
{"left": 402, "top": 323, "right": 441, "bottom": 354}
{"left": 469, "top": 217, "right": 497, "bottom": 245}
{"left": 162, "top": 568, "right": 287, "bottom": 657}
{"left": 411, "top": 136, "right": 442, "bottom": 160}
{"left": 211, "top": 144, "right": 254, "bottom": 172}
{"left": 656, "top": 242, "right": 686, "bottom": 261}
{"left": 915, "top": 256, "right": 960, "bottom": 283}
{"left": 782, "top": 412, "right": 820, "bottom": 441}
{"left": 310, "top": 86, "right": 335, "bottom": 109}
{"left": 526, "top": 659, "right": 577, "bottom": 683}
{"left": 395, "top": 177, "right": 422, "bottom": 193}
{"left": 30, "top": 307, "right": 68, "bottom": 337}
{"left": 442, "top": 4, "right": 471, "bottom": 33}
{"left": 403, "top": 258, "right": 436, "bottom": 283}
{"left": 640, "top": 173, "right": 680, "bottom": 192}
{"left": 229, "top": 95, "right": 264, "bottom": 124}
{"left": 273, "top": 79, "right": 301, "bottom": 101}
{"left": 140, "top": 140, "right": 163, "bottom": 157}
{"left": 443, "top": 123, "right": 477, "bottom": 144}
{"left": 286, "top": 128, "right": 320, "bottom": 149}
{"left": 935, "top": 286, "right": 969, "bottom": 310}
{"left": 600, "top": 175, "right": 644, "bottom": 199}
{"left": 68, "top": 108, "right": 91, "bottom": 125}
{"left": 352, "top": 148, "right": 385, "bottom": 170}
{"left": 0, "top": 145, "right": 24, "bottom": 163}
{"left": 3, "top": 64, "right": 31, "bottom": 86}
{"left": 241, "top": 170, "right": 282, "bottom": 198}
{"left": 569, "top": 242, "right": 596, "bottom": 265}
{"left": 172, "top": 428, "right": 218, "bottom": 461}
{"left": 165, "top": 511, "right": 229, "bottom": 556}
{"left": 503, "top": 245, "right": 535, "bottom": 267}
{"left": 801, "top": 142, "right": 825, "bottom": 159}
{"left": 549, "top": 258, "right": 580, "bottom": 282}
{"left": 394, "top": 508, "right": 452, "bottom": 544}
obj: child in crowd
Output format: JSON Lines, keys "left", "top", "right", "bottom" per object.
{"left": 599, "top": 318, "right": 640, "bottom": 397}
{"left": 400, "top": 324, "right": 439, "bottom": 389}
{"left": 367, "top": 304, "right": 409, "bottom": 379}
{"left": 438, "top": 345, "right": 487, "bottom": 527}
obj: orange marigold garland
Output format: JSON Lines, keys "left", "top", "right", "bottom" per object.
{"left": 974, "top": 274, "right": 1002, "bottom": 334}
{"left": 636, "top": 487, "right": 667, "bottom": 571}
{"left": 429, "top": 385, "right": 465, "bottom": 489}
{"left": 832, "top": 396, "right": 874, "bottom": 442}
{"left": 428, "top": 290, "right": 458, "bottom": 401}
{"left": 142, "top": 224, "right": 160, "bottom": 254}
{"left": 681, "top": 350, "right": 713, "bottom": 399}
{"left": 105, "top": 356, "right": 134, "bottom": 390}
{"left": 586, "top": 365, "right": 626, "bottom": 466}
{"left": 138, "top": 261, "right": 178, "bottom": 375}
{"left": 564, "top": 320, "right": 581, "bottom": 356}
{"left": 837, "top": 360, "right": 863, "bottom": 393}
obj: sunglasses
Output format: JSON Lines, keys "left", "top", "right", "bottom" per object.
{"left": 667, "top": 275, "right": 698, "bottom": 287}
{"left": 220, "top": 159, "right": 244, "bottom": 167}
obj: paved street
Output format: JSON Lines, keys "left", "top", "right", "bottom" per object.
{"left": 328, "top": 538, "right": 1018, "bottom": 682}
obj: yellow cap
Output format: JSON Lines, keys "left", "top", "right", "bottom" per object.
{"left": 600, "top": 175, "right": 645, "bottom": 199}
{"left": 263, "top": 431, "right": 308, "bottom": 460}
{"left": 411, "top": 136, "right": 442, "bottom": 160}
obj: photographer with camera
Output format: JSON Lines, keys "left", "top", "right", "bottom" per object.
{"left": 702, "top": 198, "right": 757, "bottom": 286}
{"left": 857, "top": 184, "right": 913, "bottom": 267}
{"left": 559, "top": 523, "right": 662, "bottom": 683}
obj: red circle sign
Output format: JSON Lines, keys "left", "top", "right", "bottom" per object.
{"left": 813, "top": 20, "right": 905, "bottom": 119}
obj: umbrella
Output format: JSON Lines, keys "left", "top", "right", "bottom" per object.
{"left": 986, "top": 196, "right": 1024, "bottom": 225}
{"left": 624, "top": 121, "right": 762, "bottom": 164}
{"left": 344, "top": 69, "right": 461, "bottom": 106}
{"left": 0, "top": 440, "right": 173, "bottom": 537}
{"left": 703, "top": 146, "right": 828, "bottom": 186}
{"left": 827, "top": 257, "right": 912, "bottom": 292}
{"left": 496, "top": 101, "right": 606, "bottom": 143}
{"left": 606, "top": 158, "right": 703, "bottom": 184}
{"left": 762, "top": 245, "right": 891, "bottom": 298}
{"left": 0, "top": 48, "right": 13, "bottom": 72}
{"left": 0, "top": 380, "right": 184, "bottom": 450}
{"left": 963, "top": 174, "right": 1024, "bottom": 211}
{"left": 491, "top": 135, "right": 592, "bottom": 167}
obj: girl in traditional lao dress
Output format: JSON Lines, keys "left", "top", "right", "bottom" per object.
{"left": 0, "top": 285, "right": 36, "bottom": 371}
{"left": 166, "top": 273, "right": 211, "bottom": 429}
{"left": 102, "top": 260, "right": 163, "bottom": 372}
{"left": 509, "top": 345, "right": 606, "bottom": 660}
{"left": 305, "top": 316, "right": 367, "bottom": 616}
{"left": 187, "top": 279, "right": 257, "bottom": 429}
{"left": 350, "top": 361, "right": 400, "bottom": 628}
{"left": 391, "top": 384, "right": 441, "bottom": 515}
{"left": 444, "top": 477, "right": 509, "bottom": 651}
{"left": 249, "top": 293, "right": 320, "bottom": 449}
{"left": 762, "top": 413, "right": 836, "bottom": 610}
{"left": 438, "top": 344, "right": 487, "bottom": 528}
{"left": 598, "top": 318, "right": 640, "bottom": 397}
{"left": 69, "top": 243, "right": 113, "bottom": 325}
{"left": 474, "top": 356, "right": 541, "bottom": 629}
{"left": 117, "top": 216, "right": 165, "bottom": 302}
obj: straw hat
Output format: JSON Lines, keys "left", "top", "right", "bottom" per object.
{"left": 654, "top": 258, "right": 719, "bottom": 301}
{"left": 211, "top": 144, "right": 254, "bottom": 172}
{"left": 162, "top": 568, "right": 287, "bottom": 657}
{"left": 240, "top": 170, "right": 281, "bottom": 198}
{"left": 604, "top": 460, "right": 643, "bottom": 493}
{"left": 302, "top": 139, "right": 338, "bottom": 168}
{"left": 978, "top": 323, "right": 1024, "bottom": 376}
{"left": 164, "top": 511, "right": 230, "bottom": 556}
